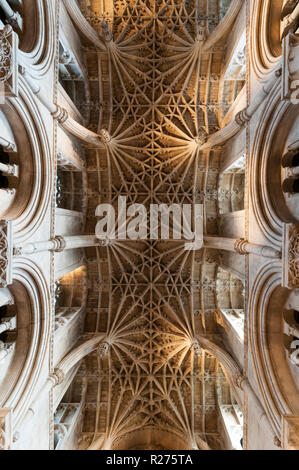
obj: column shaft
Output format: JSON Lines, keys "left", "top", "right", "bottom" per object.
{"left": 204, "top": 236, "right": 281, "bottom": 259}
{"left": 14, "top": 235, "right": 98, "bottom": 256}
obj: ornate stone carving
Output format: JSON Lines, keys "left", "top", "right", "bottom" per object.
{"left": 51, "top": 106, "right": 69, "bottom": 124}
{"left": 99, "top": 128, "right": 112, "bottom": 144}
{"left": 50, "top": 368, "right": 65, "bottom": 387}
{"left": 60, "top": 50, "right": 74, "bottom": 65}
{"left": 192, "top": 339, "right": 202, "bottom": 357}
{"left": 0, "top": 25, "right": 13, "bottom": 82}
{"left": 235, "top": 109, "right": 250, "bottom": 126}
{"left": 0, "top": 221, "right": 12, "bottom": 288}
{"left": 234, "top": 238, "right": 248, "bottom": 255}
{"left": 54, "top": 423, "right": 68, "bottom": 441}
{"left": 0, "top": 25, "right": 18, "bottom": 97}
{"left": 98, "top": 342, "right": 110, "bottom": 358}
{"left": 197, "top": 20, "right": 207, "bottom": 42}
{"left": 51, "top": 236, "right": 66, "bottom": 253}
{"left": 282, "top": 224, "right": 299, "bottom": 289}
{"left": 101, "top": 21, "right": 112, "bottom": 42}
{"left": 233, "top": 373, "right": 246, "bottom": 390}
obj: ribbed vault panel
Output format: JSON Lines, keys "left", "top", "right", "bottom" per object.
{"left": 78, "top": 0, "right": 233, "bottom": 450}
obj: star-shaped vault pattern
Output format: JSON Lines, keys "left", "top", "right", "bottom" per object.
{"left": 79, "top": 0, "right": 233, "bottom": 450}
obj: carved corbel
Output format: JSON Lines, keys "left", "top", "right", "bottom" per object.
{"left": 98, "top": 341, "right": 111, "bottom": 358}
{"left": 101, "top": 21, "right": 113, "bottom": 43}
{"left": 192, "top": 338, "right": 202, "bottom": 357}
{"left": 99, "top": 128, "right": 112, "bottom": 144}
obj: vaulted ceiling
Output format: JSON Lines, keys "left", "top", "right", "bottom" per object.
{"left": 72, "top": 0, "right": 236, "bottom": 450}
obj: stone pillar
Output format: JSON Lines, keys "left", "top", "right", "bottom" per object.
{"left": 14, "top": 235, "right": 99, "bottom": 256}
{"left": 14, "top": 334, "right": 108, "bottom": 438}
{"left": 281, "top": 2, "right": 299, "bottom": 38}
{"left": 0, "top": 315, "right": 16, "bottom": 334}
{"left": 0, "top": 0, "right": 22, "bottom": 32}
{"left": 19, "top": 67, "right": 110, "bottom": 147}
{"left": 0, "top": 162, "right": 18, "bottom": 177}
{"left": 194, "top": 335, "right": 281, "bottom": 447}
{"left": 235, "top": 69, "right": 281, "bottom": 126}
{"left": 203, "top": 236, "right": 281, "bottom": 259}
{"left": 0, "top": 137, "right": 16, "bottom": 153}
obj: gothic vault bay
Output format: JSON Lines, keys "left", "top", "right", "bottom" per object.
{"left": 0, "top": 0, "right": 299, "bottom": 451}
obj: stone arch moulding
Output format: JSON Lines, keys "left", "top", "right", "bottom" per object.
{"left": 248, "top": 260, "right": 299, "bottom": 437}
{"left": 203, "top": 0, "right": 243, "bottom": 52}
{"left": 250, "top": 0, "right": 283, "bottom": 81}
{"left": 2, "top": 77, "right": 53, "bottom": 241}
{"left": 89, "top": 428, "right": 201, "bottom": 451}
{"left": 16, "top": 0, "right": 57, "bottom": 77}
{"left": 0, "top": 258, "right": 51, "bottom": 428}
{"left": 250, "top": 82, "right": 298, "bottom": 248}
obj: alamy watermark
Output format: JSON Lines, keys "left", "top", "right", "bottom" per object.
{"left": 95, "top": 197, "right": 203, "bottom": 251}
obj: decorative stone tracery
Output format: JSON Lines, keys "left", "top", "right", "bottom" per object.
{"left": 0, "top": 220, "right": 12, "bottom": 288}
{"left": 283, "top": 224, "right": 299, "bottom": 288}
{"left": 0, "top": 25, "right": 17, "bottom": 97}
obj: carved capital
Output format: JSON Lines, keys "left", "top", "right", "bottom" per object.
{"left": 234, "top": 238, "right": 248, "bottom": 255}
{"left": 195, "top": 128, "right": 208, "bottom": 146}
{"left": 54, "top": 423, "right": 68, "bottom": 440}
{"left": 99, "top": 128, "right": 112, "bottom": 144}
{"left": 60, "top": 50, "right": 74, "bottom": 65}
{"left": 192, "top": 339, "right": 202, "bottom": 357}
{"left": 233, "top": 373, "right": 246, "bottom": 390}
{"left": 0, "top": 26, "right": 13, "bottom": 80}
{"left": 98, "top": 341, "right": 110, "bottom": 358}
{"left": 51, "top": 236, "right": 66, "bottom": 253}
{"left": 52, "top": 106, "right": 69, "bottom": 124}
{"left": 235, "top": 109, "right": 250, "bottom": 126}
{"left": 50, "top": 368, "right": 65, "bottom": 387}
{"left": 101, "top": 21, "right": 113, "bottom": 42}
